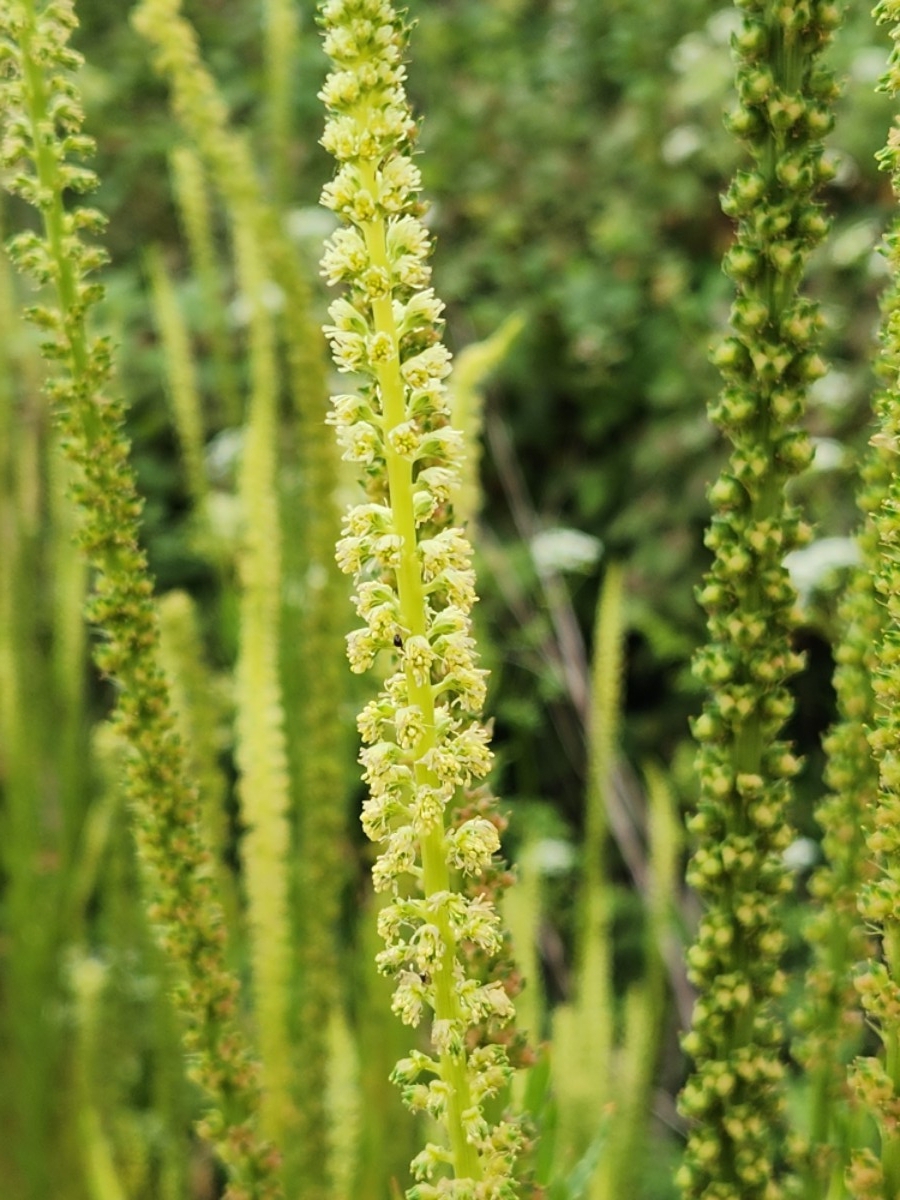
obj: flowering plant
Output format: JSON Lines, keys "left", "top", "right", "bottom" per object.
{"left": 317, "top": 2, "right": 523, "bottom": 1195}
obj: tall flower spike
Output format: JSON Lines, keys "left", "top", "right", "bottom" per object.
{"left": 0, "top": 2, "right": 280, "bottom": 1195}
{"left": 131, "top": 4, "right": 351, "bottom": 1189}
{"left": 794, "top": 290, "right": 892, "bottom": 1196}
{"left": 678, "top": 4, "right": 840, "bottom": 1200}
{"left": 318, "top": 2, "right": 522, "bottom": 1196}
{"left": 846, "top": 6, "right": 900, "bottom": 1196}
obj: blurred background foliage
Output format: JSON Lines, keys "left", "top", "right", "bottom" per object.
{"left": 66, "top": 0, "right": 895, "bottom": 822}
{"left": 1, "top": 1, "right": 897, "bottom": 1197}
{"left": 72, "top": 0, "right": 896, "bottom": 822}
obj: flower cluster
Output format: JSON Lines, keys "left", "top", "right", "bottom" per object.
{"left": 846, "top": 6, "right": 900, "bottom": 1196}
{"left": 318, "top": 2, "right": 521, "bottom": 1195}
{"left": 679, "top": 5, "right": 840, "bottom": 1200}
{"left": 794, "top": 267, "right": 890, "bottom": 1199}
{"left": 0, "top": 2, "right": 280, "bottom": 1196}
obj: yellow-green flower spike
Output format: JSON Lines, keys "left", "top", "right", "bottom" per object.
{"left": 679, "top": 4, "right": 840, "bottom": 1200}
{"left": 846, "top": 6, "right": 900, "bottom": 1196}
{"left": 262, "top": 0, "right": 300, "bottom": 207}
{"left": 795, "top": 309, "right": 891, "bottom": 1198}
{"left": 146, "top": 247, "right": 208, "bottom": 509}
{"left": 133, "top": 3, "right": 351, "bottom": 1189}
{"left": 0, "top": 2, "right": 281, "bottom": 1195}
{"left": 168, "top": 145, "right": 241, "bottom": 426}
{"left": 318, "top": 2, "right": 523, "bottom": 1196}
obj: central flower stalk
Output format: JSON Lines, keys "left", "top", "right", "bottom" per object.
{"left": 357, "top": 161, "right": 482, "bottom": 1181}
{"left": 318, "top": 2, "right": 522, "bottom": 1194}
